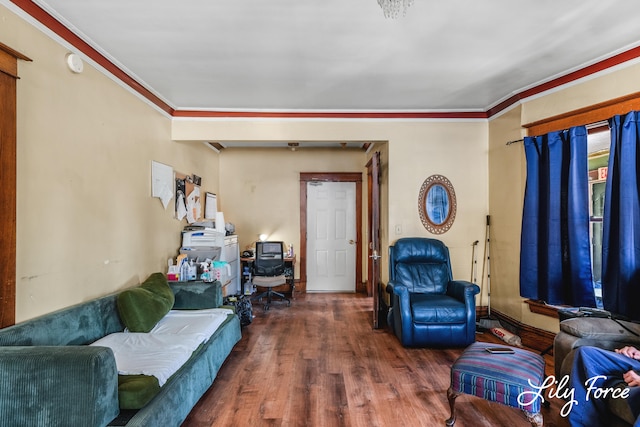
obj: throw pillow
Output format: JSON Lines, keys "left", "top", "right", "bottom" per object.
{"left": 117, "top": 272, "right": 175, "bottom": 332}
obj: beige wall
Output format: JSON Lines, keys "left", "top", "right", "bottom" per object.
{"left": 173, "top": 120, "right": 490, "bottom": 295}
{"left": 385, "top": 122, "right": 489, "bottom": 282}
{"left": 217, "top": 147, "right": 367, "bottom": 281}
{"left": 522, "top": 62, "right": 640, "bottom": 126}
{"left": 2, "top": 5, "right": 220, "bottom": 321}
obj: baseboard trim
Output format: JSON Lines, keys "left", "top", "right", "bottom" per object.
{"left": 476, "top": 306, "right": 556, "bottom": 354}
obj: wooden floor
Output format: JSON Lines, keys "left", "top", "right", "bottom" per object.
{"left": 182, "top": 293, "right": 571, "bottom": 427}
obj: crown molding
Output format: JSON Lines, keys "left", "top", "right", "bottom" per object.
{"left": 10, "top": 0, "right": 640, "bottom": 121}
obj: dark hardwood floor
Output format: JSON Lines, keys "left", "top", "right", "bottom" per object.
{"left": 182, "top": 293, "right": 570, "bottom": 427}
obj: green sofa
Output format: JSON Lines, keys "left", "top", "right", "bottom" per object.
{"left": 0, "top": 273, "right": 242, "bottom": 427}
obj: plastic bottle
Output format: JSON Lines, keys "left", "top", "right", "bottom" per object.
{"left": 200, "top": 263, "right": 210, "bottom": 282}
{"left": 180, "top": 260, "right": 189, "bottom": 283}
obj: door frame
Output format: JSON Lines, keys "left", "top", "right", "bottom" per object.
{"left": 299, "top": 172, "right": 362, "bottom": 293}
{"left": 366, "top": 152, "right": 382, "bottom": 328}
{"left": 0, "top": 43, "right": 31, "bottom": 327}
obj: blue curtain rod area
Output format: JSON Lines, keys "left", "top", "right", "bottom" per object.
{"left": 506, "top": 120, "right": 610, "bottom": 146}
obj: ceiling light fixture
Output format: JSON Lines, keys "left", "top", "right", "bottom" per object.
{"left": 377, "top": 0, "right": 414, "bottom": 18}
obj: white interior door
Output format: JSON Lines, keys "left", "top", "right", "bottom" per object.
{"left": 306, "top": 181, "right": 356, "bottom": 292}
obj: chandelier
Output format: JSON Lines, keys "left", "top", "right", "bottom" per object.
{"left": 377, "top": 0, "right": 414, "bottom": 18}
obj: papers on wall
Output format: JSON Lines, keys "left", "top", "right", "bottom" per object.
{"left": 153, "top": 165, "right": 209, "bottom": 224}
{"left": 205, "top": 193, "right": 217, "bottom": 220}
{"left": 151, "top": 161, "right": 173, "bottom": 209}
{"left": 186, "top": 186, "right": 201, "bottom": 224}
{"left": 175, "top": 172, "right": 202, "bottom": 223}
{"left": 176, "top": 192, "right": 187, "bottom": 220}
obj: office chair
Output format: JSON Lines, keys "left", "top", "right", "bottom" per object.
{"left": 251, "top": 241, "right": 291, "bottom": 310}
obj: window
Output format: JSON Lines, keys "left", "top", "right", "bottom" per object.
{"left": 523, "top": 93, "right": 640, "bottom": 317}
{"left": 587, "top": 129, "right": 610, "bottom": 309}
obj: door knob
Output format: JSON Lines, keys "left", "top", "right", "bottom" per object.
{"left": 349, "top": 239, "right": 356, "bottom": 245}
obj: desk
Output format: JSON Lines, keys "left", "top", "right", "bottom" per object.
{"left": 241, "top": 255, "right": 296, "bottom": 297}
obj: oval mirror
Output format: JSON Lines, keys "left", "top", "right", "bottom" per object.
{"left": 418, "top": 175, "right": 456, "bottom": 234}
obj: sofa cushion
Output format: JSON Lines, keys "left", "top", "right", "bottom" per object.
{"left": 118, "top": 375, "right": 160, "bottom": 410}
{"left": 117, "top": 273, "right": 175, "bottom": 332}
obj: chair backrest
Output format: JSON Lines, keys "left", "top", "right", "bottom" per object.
{"left": 389, "top": 237, "right": 452, "bottom": 294}
{"left": 254, "top": 241, "right": 286, "bottom": 276}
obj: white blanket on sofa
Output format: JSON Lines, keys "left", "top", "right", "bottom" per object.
{"left": 150, "top": 308, "right": 233, "bottom": 340}
{"left": 91, "top": 308, "right": 233, "bottom": 386}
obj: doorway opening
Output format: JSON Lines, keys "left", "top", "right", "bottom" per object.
{"left": 299, "top": 173, "right": 362, "bottom": 293}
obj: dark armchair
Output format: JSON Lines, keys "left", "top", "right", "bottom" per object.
{"left": 386, "top": 238, "right": 480, "bottom": 347}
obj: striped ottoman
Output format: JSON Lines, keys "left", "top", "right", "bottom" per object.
{"left": 446, "top": 342, "right": 545, "bottom": 427}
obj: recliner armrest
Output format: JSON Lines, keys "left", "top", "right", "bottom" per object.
{"left": 386, "top": 280, "right": 409, "bottom": 298}
{"left": 0, "top": 345, "right": 119, "bottom": 427}
{"left": 386, "top": 280, "right": 413, "bottom": 345}
{"left": 446, "top": 280, "right": 480, "bottom": 302}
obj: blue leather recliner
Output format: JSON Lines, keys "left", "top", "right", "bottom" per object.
{"left": 387, "top": 238, "right": 480, "bottom": 347}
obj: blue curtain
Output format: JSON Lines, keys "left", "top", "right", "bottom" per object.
{"left": 520, "top": 126, "right": 595, "bottom": 306}
{"left": 602, "top": 112, "right": 640, "bottom": 319}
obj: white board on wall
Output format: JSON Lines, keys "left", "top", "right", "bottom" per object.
{"left": 151, "top": 161, "right": 173, "bottom": 209}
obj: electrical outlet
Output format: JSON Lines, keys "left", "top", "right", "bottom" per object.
{"left": 395, "top": 224, "right": 402, "bottom": 235}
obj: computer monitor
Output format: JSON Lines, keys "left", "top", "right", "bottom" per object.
{"left": 259, "top": 242, "right": 283, "bottom": 258}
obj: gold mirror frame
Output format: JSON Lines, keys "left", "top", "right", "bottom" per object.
{"left": 418, "top": 174, "right": 457, "bottom": 234}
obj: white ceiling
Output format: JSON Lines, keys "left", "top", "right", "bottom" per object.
{"left": 28, "top": 0, "right": 640, "bottom": 114}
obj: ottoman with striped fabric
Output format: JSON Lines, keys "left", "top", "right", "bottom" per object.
{"left": 446, "top": 342, "right": 545, "bottom": 427}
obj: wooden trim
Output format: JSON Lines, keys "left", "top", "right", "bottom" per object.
{"left": 0, "top": 50, "right": 19, "bottom": 79}
{"left": 299, "top": 172, "right": 363, "bottom": 293}
{"left": 490, "top": 308, "right": 556, "bottom": 354}
{"left": 0, "top": 43, "right": 24, "bottom": 327}
{"left": 525, "top": 299, "right": 562, "bottom": 319}
{"left": 299, "top": 179, "right": 307, "bottom": 292}
{"left": 0, "top": 41, "right": 31, "bottom": 62}
{"left": 300, "top": 172, "right": 362, "bottom": 183}
{"left": 172, "top": 110, "right": 488, "bottom": 119}
{"left": 0, "top": 41, "right": 28, "bottom": 327}
{"left": 524, "top": 91, "right": 640, "bottom": 136}
{"left": 488, "top": 45, "right": 640, "bottom": 118}
{"left": 11, "top": 0, "right": 640, "bottom": 121}
{"left": 0, "top": 42, "right": 31, "bottom": 79}
{"left": 9, "top": 0, "right": 174, "bottom": 116}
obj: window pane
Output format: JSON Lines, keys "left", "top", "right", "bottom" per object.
{"left": 588, "top": 129, "right": 609, "bottom": 309}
